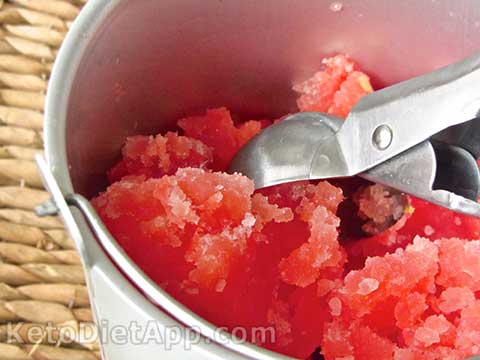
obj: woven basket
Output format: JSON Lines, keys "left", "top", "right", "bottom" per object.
{"left": 0, "top": 1, "right": 99, "bottom": 359}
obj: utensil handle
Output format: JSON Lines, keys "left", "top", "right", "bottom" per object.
{"left": 338, "top": 51, "right": 480, "bottom": 175}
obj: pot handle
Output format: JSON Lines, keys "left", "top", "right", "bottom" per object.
{"left": 34, "top": 155, "right": 281, "bottom": 360}
{"left": 34, "top": 154, "right": 177, "bottom": 312}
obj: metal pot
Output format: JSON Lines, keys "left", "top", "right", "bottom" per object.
{"left": 39, "top": 1, "right": 480, "bottom": 359}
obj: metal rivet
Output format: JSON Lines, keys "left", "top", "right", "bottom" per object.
{"left": 372, "top": 125, "right": 393, "bottom": 150}
{"left": 35, "top": 198, "right": 59, "bottom": 217}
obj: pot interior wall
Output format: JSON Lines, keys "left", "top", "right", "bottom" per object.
{"left": 66, "top": 0, "right": 480, "bottom": 198}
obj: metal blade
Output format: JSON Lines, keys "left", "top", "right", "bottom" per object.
{"left": 229, "top": 112, "right": 348, "bottom": 188}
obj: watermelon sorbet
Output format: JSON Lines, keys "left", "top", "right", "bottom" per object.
{"left": 92, "top": 55, "right": 480, "bottom": 360}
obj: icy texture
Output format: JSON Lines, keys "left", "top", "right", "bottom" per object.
{"left": 321, "top": 237, "right": 480, "bottom": 360}
{"left": 108, "top": 132, "right": 213, "bottom": 182}
{"left": 279, "top": 206, "right": 344, "bottom": 288}
{"left": 354, "top": 184, "right": 407, "bottom": 235}
{"left": 93, "top": 55, "right": 480, "bottom": 360}
{"left": 95, "top": 168, "right": 263, "bottom": 288}
{"left": 178, "top": 107, "right": 262, "bottom": 171}
{"left": 293, "top": 54, "right": 373, "bottom": 117}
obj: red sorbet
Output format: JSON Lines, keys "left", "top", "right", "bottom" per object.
{"left": 93, "top": 55, "right": 480, "bottom": 360}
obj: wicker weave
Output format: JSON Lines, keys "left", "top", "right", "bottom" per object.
{"left": 0, "top": 1, "right": 99, "bottom": 359}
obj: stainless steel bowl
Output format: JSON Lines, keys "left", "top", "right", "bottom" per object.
{"left": 41, "top": 1, "right": 480, "bottom": 359}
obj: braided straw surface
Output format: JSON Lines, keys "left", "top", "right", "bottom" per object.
{"left": 0, "top": 1, "right": 100, "bottom": 359}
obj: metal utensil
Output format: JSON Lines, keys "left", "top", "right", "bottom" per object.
{"left": 230, "top": 51, "right": 480, "bottom": 218}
